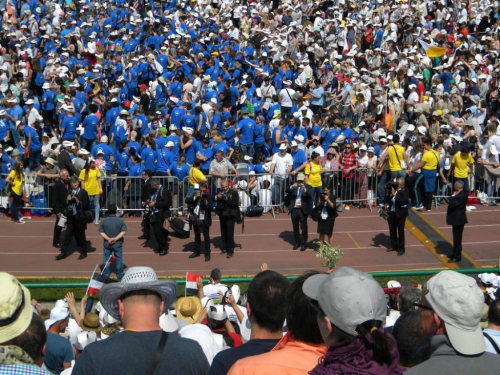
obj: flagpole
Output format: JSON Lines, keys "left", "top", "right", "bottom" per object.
{"left": 86, "top": 264, "right": 100, "bottom": 295}
{"left": 185, "top": 272, "right": 188, "bottom": 297}
{"left": 102, "top": 254, "right": 114, "bottom": 272}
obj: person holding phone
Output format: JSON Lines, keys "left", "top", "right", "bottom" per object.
{"left": 316, "top": 185, "right": 338, "bottom": 247}
{"left": 287, "top": 173, "right": 312, "bottom": 251}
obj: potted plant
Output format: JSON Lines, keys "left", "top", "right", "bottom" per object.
{"left": 315, "top": 242, "right": 344, "bottom": 271}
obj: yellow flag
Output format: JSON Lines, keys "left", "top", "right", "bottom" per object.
{"left": 418, "top": 39, "right": 448, "bottom": 58}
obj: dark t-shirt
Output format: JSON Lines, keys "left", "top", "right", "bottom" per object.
{"left": 209, "top": 338, "right": 280, "bottom": 375}
{"left": 72, "top": 330, "right": 209, "bottom": 375}
{"left": 222, "top": 89, "right": 232, "bottom": 108}
{"left": 140, "top": 93, "right": 151, "bottom": 112}
{"left": 44, "top": 332, "right": 74, "bottom": 374}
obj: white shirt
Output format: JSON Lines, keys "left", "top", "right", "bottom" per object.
{"left": 279, "top": 87, "right": 296, "bottom": 108}
{"left": 271, "top": 152, "right": 293, "bottom": 176}
{"left": 238, "top": 191, "right": 252, "bottom": 210}
{"left": 203, "top": 283, "right": 229, "bottom": 300}
{"left": 257, "top": 189, "right": 272, "bottom": 213}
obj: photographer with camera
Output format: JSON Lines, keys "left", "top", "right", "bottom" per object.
{"left": 56, "top": 176, "right": 90, "bottom": 261}
{"left": 216, "top": 180, "right": 240, "bottom": 259}
{"left": 385, "top": 177, "right": 409, "bottom": 256}
{"left": 186, "top": 182, "right": 213, "bottom": 262}
{"left": 287, "top": 173, "right": 312, "bottom": 251}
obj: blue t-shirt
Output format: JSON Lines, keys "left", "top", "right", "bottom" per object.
{"left": 198, "top": 146, "right": 213, "bottom": 170}
{"left": 82, "top": 114, "right": 100, "bottom": 140}
{"left": 141, "top": 147, "right": 157, "bottom": 172}
{"left": 115, "top": 150, "right": 130, "bottom": 173}
{"left": 238, "top": 118, "right": 256, "bottom": 146}
{"left": 61, "top": 116, "right": 78, "bottom": 140}
{"left": 156, "top": 148, "right": 174, "bottom": 173}
{"left": 25, "top": 126, "right": 42, "bottom": 149}
{"left": 44, "top": 332, "right": 74, "bottom": 374}
{"left": 291, "top": 149, "right": 307, "bottom": 171}
{"left": 91, "top": 144, "right": 114, "bottom": 171}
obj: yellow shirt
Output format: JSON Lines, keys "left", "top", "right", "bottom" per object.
{"left": 79, "top": 167, "right": 101, "bottom": 196}
{"left": 421, "top": 149, "right": 440, "bottom": 170}
{"left": 305, "top": 162, "right": 322, "bottom": 187}
{"left": 189, "top": 167, "right": 206, "bottom": 185}
{"left": 452, "top": 152, "right": 474, "bottom": 178}
{"left": 388, "top": 145, "right": 405, "bottom": 171}
{"left": 8, "top": 170, "right": 23, "bottom": 195}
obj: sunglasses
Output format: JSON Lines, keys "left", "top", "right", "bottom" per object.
{"left": 309, "top": 299, "right": 326, "bottom": 316}
{"left": 414, "top": 302, "right": 434, "bottom": 311}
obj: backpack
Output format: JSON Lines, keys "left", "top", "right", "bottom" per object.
{"left": 169, "top": 217, "right": 190, "bottom": 239}
{"left": 245, "top": 205, "right": 264, "bottom": 217}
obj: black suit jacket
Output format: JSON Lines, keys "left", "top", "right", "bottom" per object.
{"left": 73, "top": 188, "right": 90, "bottom": 212}
{"left": 186, "top": 194, "right": 213, "bottom": 227}
{"left": 53, "top": 179, "right": 70, "bottom": 214}
{"left": 154, "top": 186, "right": 172, "bottom": 222}
{"left": 446, "top": 189, "right": 468, "bottom": 226}
{"left": 141, "top": 178, "right": 152, "bottom": 203}
{"left": 288, "top": 185, "right": 312, "bottom": 216}
{"left": 316, "top": 193, "right": 338, "bottom": 220}
{"left": 58, "top": 150, "right": 78, "bottom": 176}
{"left": 393, "top": 188, "right": 410, "bottom": 219}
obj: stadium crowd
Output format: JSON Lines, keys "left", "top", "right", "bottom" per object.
{"left": 0, "top": 0, "right": 500, "bottom": 227}
{"left": 2, "top": 266, "right": 500, "bottom": 375}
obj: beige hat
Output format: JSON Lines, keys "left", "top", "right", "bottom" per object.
{"left": 45, "top": 157, "right": 56, "bottom": 165}
{"left": 175, "top": 297, "right": 202, "bottom": 324}
{"left": 0, "top": 273, "right": 33, "bottom": 342}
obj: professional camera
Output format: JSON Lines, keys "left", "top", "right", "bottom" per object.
{"left": 385, "top": 181, "right": 399, "bottom": 191}
{"left": 201, "top": 192, "right": 208, "bottom": 199}
{"left": 70, "top": 196, "right": 77, "bottom": 203}
{"left": 378, "top": 206, "right": 390, "bottom": 221}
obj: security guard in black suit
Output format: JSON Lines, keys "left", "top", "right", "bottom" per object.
{"left": 186, "top": 182, "right": 213, "bottom": 262}
{"left": 215, "top": 180, "right": 240, "bottom": 259}
{"left": 52, "top": 169, "right": 70, "bottom": 248}
{"left": 386, "top": 177, "right": 410, "bottom": 256}
{"left": 149, "top": 178, "right": 172, "bottom": 256}
{"left": 446, "top": 180, "right": 468, "bottom": 262}
{"left": 287, "top": 173, "right": 312, "bottom": 251}
{"left": 138, "top": 169, "right": 153, "bottom": 240}
{"left": 56, "top": 176, "right": 90, "bottom": 260}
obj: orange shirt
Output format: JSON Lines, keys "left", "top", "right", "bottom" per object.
{"left": 228, "top": 332, "right": 327, "bottom": 375}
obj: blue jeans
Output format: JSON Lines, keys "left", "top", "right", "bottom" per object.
{"left": 240, "top": 144, "right": 254, "bottom": 158}
{"left": 103, "top": 244, "right": 124, "bottom": 279}
{"left": 90, "top": 194, "right": 100, "bottom": 221}
{"left": 80, "top": 138, "right": 96, "bottom": 152}
{"left": 29, "top": 148, "right": 41, "bottom": 170}
{"left": 390, "top": 170, "right": 407, "bottom": 181}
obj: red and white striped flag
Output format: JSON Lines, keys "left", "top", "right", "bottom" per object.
{"left": 185, "top": 272, "right": 203, "bottom": 296}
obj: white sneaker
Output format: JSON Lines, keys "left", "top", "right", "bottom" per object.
{"left": 95, "top": 219, "right": 100, "bottom": 225}
{"left": 413, "top": 205, "right": 424, "bottom": 211}
{"left": 466, "top": 206, "right": 472, "bottom": 212}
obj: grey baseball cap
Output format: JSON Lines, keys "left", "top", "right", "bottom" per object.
{"left": 425, "top": 271, "right": 485, "bottom": 355}
{"left": 303, "top": 267, "right": 386, "bottom": 336}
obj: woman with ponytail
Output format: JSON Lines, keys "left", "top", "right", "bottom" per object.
{"left": 303, "top": 267, "right": 403, "bottom": 375}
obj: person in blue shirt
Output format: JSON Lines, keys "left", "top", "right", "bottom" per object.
{"left": 335, "top": 122, "right": 355, "bottom": 146}
{"left": 60, "top": 107, "right": 78, "bottom": 141}
{"left": 193, "top": 106, "right": 208, "bottom": 139}
{"left": 180, "top": 128, "right": 196, "bottom": 164}
{"left": 22, "top": 122, "right": 42, "bottom": 170}
{"left": 141, "top": 138, "right": 157, "bottom": 173}
{"left": 124, "top": 155, "right": 143, "bottom": 212}
{"left": 156, "top": 141, "right": 175, "bottom": 176}
{"left": 253, "top": 115, "right": 265, "bottom": 158}
{"left": 223, "top": 118, "right": 236, "bottom": 147}
{"left": 91, "top": 137, "right": 115, "bottom": 174}
{"left": 0, "top": 112, "right": 10, "bottom": 148}
{"left": 81, "top": 107, "right": 100, "bottom": 151}
{"left": 196, "top": 138, "right": 214, "bottom": 174}
{"left": 41, "top": 83, "right": 56, "bottom": 128}
{"left": 181, "top": 103, "right": 195, "bottom": 130}
{"left": 238, "top": 110, "right": 256, "bottom": 158}
{"left": 290, "top": 142, "right": 308, "bottom": 174}
{"left": 170, "top": 100, "right": 185, "bottom": 129}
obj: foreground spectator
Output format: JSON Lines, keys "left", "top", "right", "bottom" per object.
{"left": 392, "top": 310, "right": 429, "bottom": 369}
{"left": 0, "top": 272, "right": 50, "bottom": 374}
{"left": 407, "top": 271, "right": 500, "bottom": 374}
{"left": 44, "top": 305, "right": 74, "bottom": 374}
{"left": 73, "top": 266, "right": 209, "bottom": 374}
{"left": 228, "top": 271, "right": 327, "bottom": 374}
{"left": 303, "top": 267, "right": 403, "bottom": 375}
{"left": 484, "top": 299, "right": 500, "bottom": 354}
{"left": 210, "top": 270, "right": 290, "bottom": 375}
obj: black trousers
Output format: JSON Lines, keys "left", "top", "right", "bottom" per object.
{"left": 452, "top": 225, "right": 465, "bottom": 258}
{"left": 220, "top": 217, "right": 235, "bottom": 254}
{"left": 61, "top": 216, "right": 87, "bottom": 254}
{"left": 388, "top": 212, "right": 406, "bottom": 251}
{"left": 141, "top": 214, "right": 151, "bottom": 238}
{"left": 151, "top": 216, "right": 169, "bottom": 252}
{"left": 291, "top": 208, "right": 308, "bottom": 246}
{"left": 193, "top": 221, "right": 211, "bottom": 255}
{"left": 53, "top": 215, "right": 63, "bottom": 245}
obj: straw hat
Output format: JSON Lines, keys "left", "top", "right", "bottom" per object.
{"left": 175, "top": 297, "right": 202, "bottom": 324}
{"left": 79, "top": 312, "right": 103, "bottom": 332}
{"left": 0, "top": 273, "right": 33, "bottom": 342}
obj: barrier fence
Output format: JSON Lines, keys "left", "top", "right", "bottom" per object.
{"left": 21, "top": 267, "right": 500, "bottom": 289}
{"left": 1, "top": 164, "right": 498, "bottom": 216}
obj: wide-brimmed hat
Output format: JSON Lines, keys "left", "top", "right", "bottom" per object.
{"left": 79, "top": 312, "right": 103, "bottom": 332}
{"left": 0, "top": 273, "right": 33, "bottom": 342}
{"left": 425, "top": 271, "right": 485, "bottom": 355}
{"left": 175, "top": 296, "right": 202, "bottom": 324}
{"left": 45, "top": 157, "right": 56, "bottom": 166}
{"left": 99, "top": 266, "right": 178, "bottom": 320}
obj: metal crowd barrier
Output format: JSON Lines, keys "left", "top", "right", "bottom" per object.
{"left": 0, "top": 168, "right": 383, "bottom": 216}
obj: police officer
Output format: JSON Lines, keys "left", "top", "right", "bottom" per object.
{"left": 148, "top": 178, "right": 172, "bottom": 256}
{"left": 186, "top": 182, "right": 213, "bottom": 262}
{"left": 215, "top": 180, "right": 239, "bottom": 258}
